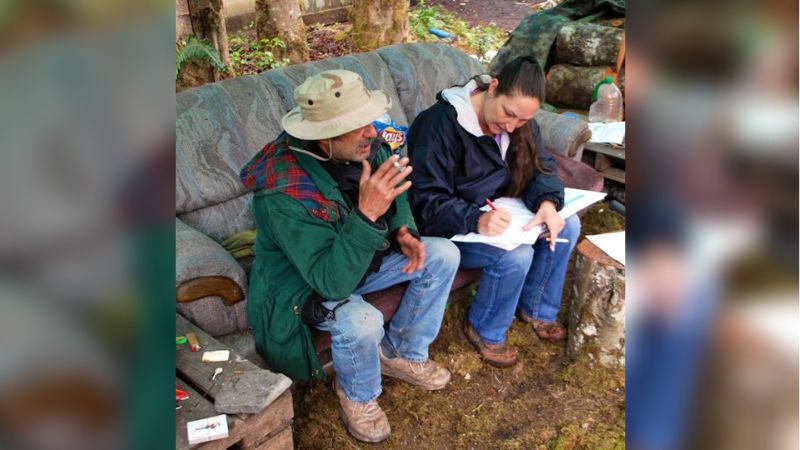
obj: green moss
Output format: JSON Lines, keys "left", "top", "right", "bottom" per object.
{"left": 293, "top": 271, "right": 624, "bottom": 448}
{"left": 558, "top": 357, "right": 625, "bottom": 394}
{"left": 552, "top": 422, "right": 625, "bottom": 450}
{"left": 579, "top": 202, "right": 625, "bottom": 241}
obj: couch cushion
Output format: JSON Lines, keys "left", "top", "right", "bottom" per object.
{"left": 376, "top": 43, "right": 486, "bottom": 123}
{"left": 176, "top": 75, "right": 287, "bottom": 216}
{"left": 179, "top": 192, "right": 254, "bottom": 243}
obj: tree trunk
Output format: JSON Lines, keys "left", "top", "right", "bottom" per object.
{"left": 545, "top": 64, "right": 615, "bottom": 109}
{"left": 211, "top": 0, "right": 234, "bottom": 76}
{"left": 566, "top": 239, "right": 625, "bottom": 369}
{"left": 350, "top": 0, "right": 409, "bottom": 51}
{"left": 555, "top": 22, "right": 624, "bottom": 66}
{"left": 255, "top": 0, "right": 309, "bottom": 64}
{"left": 187, "top": 0, "right": 234, "bottom": 80}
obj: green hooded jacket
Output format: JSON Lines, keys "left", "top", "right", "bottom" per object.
{"left": 240, "top": 132, "right": 417, "bottom": 380}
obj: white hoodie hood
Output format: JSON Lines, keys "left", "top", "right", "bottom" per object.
{"left": 440, "top": 76, "right": 510, "bottom": 160}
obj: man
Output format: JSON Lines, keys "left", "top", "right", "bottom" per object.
{"left": 239, "top": 70, "right": 459, "bottom": 443}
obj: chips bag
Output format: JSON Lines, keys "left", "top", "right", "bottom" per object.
{"left": 372, "top": 113, "right": 408, "bottom": 152}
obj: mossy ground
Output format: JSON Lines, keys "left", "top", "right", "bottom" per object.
{"left": 292, "top": 204, "right": 624, "bottom": 449}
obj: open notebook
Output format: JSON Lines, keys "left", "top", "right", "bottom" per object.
{"left": 450, "top": 188, "right": 607, "bottom": 251}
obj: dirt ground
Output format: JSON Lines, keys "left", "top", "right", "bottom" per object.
{"left": 424, "top": 0, "right": 548, "bottom": 32}
{"left": 292, "top": 204, "right": 625, "bottom": 449}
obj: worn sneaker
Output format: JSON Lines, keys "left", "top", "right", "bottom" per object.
{"left": 379, "top": 346, "right": 451, "bottom": 391}
{"left": 334, "top": 380, "right": 390, "bottom": 443}
{"left": 463, "top": 321, "right": 519, "bottom": 368}
{"left": 516, "top": 310, "right": 567, "bottom": 343}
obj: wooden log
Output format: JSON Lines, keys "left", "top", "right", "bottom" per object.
{"left": 566, "top": 239, "right": 625, "bottom": 369}
{"left": 555, "top": 22, "right": 624, "bottom": 66}
{"left": 546, "top": 64, "right": 614, "bottom": 109}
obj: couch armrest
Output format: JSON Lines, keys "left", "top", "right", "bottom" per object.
{"left": 176, "top": 217, "right": 248, "bottom": 307}
{"left": 177, "top": 276, "right": 243, "bottom": 306}
{"left": 176, "top": 218, "right": 250, "bottom": 336}
{"left": 535, "top": 110, "right": 591, "bottom": 161}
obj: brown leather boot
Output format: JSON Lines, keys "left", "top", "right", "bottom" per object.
{"left": 517, "top": 310, "right": 567, "bottom": 343}
{"left": 463, "top": 321, "right": 518, "bottom": 368}
{"left": 334, "top": 381, "right": 390, "bottom": 443}
{"left": 379, "top": 346, "right": 451, "bottom": 390}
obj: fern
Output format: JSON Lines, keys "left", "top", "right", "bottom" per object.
{"left": 176, "top": 35, "right": 227, "bottom": 79}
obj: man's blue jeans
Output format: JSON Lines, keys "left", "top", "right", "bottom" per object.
{"left": 314, "top": 237, "right": 459, "bottom": 402}
{"left": 455, "top": 215, "right": 580, "bottom": 344}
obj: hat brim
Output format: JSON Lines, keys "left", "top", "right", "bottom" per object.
{"left": 282, "top": 90, "right": 391, "bottom": 141}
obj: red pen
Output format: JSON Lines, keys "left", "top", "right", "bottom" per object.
{"left": 485, "top": 198, "right": 497, "bottom": 211}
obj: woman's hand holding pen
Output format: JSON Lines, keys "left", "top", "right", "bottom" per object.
{"left": 478, "top": 200, "right": 511, "bottom": 236}
{"left": 358, "top": 155, "right": 412, "bottom": 222}
{"left": 523, "top": 200, "right": 564, "bottom": 251}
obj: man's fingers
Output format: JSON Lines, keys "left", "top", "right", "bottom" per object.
{"left": 548, "top": 227, "right": 558, "bottom": 252}
{"left": 360, "top": 160, "right": 372, "bottom": 184}
{"left": 391, "top": 180, "right": 412, "bottom": 197}
{"left": 387, "top": 164, "right": 412, "bottom": 187}
{"left": 374, "top": 154, "right": 400, "bottom": 181}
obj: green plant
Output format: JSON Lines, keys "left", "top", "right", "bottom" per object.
{"left": 175, "top": 35, "right": 227, "bottom": 79}
{"left": 228, "top": 23, "right": 290, "bottom": 75}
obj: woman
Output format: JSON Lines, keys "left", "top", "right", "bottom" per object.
{"left": 407, "top": 56, "right": 580, "bottom": 367}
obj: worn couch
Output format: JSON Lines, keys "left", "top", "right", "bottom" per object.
{"left": 176, "top": 43, "right": 600, "bottom": 351}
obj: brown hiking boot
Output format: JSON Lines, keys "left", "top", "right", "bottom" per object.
{"left": 463, "top": 321, "right": 518, "bottom": 368}
{"left": 517, "top": 310, "right": 567, "bottom": 343}
{"left": 379, "top": 346, "right": 451, "bottom": 390}
{"left": 334, "top": 380, "right": 390, "bottom": 443}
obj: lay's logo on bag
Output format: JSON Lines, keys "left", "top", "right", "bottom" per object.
{"left": 372, "top": 113, "right": 408, "bottom": 151}
{"left": 381, "top": 127, "right": 406, "bottom": 149}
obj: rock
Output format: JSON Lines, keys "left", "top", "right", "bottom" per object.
{"left": 214, "top": 369, "right": 292, "bottom": 414}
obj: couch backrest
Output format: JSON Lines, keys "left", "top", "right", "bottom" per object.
{"left": 176, "top": 43, "right": 485, "bottom": 241}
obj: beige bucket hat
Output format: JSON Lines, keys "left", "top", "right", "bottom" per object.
{"left": 282, "top": 69, "right": 392, "bottom": 140}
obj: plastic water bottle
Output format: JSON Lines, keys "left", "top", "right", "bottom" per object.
{"left": 588, "top": 76, "right": 623, "bottom": 123}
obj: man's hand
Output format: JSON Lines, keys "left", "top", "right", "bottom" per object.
{"left": 477, "top": 209, "right": 511, "bottom": 236}
{"left": 523, "top": 200, "right": 564, "bottom": 251}
{"left": 396, "top": 226, "right": 425, "bottom": 273}
{"left": 358, "top": 155, "right": 412, "bottom": 222}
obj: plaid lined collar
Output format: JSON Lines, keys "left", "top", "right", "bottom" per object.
{"left": 240, "top": 132, "right": 341, "bottom": 222}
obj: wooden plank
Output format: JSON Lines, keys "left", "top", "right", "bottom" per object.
{"left": 176, "top": 314, "right": 289, "bottom": 402}
{"left": 176, "top": 378, "right": 294, "bottom": 450}
{"left": 252, "top": 426, "right": 293, "bottom": 450}
{"left": 594, "top": 153, "right": 613, "bottom": 171}
{"left": 237, "top": 391, "right": 294, "bottom": 449}
{"left": 600, "top": 167, "right": 625, "bottom": 184}
{"left": 584, "top": 142, "right": 626, "bottom": 160}
{"left": 176, "top": 379, "right": 241, "bottom": 450}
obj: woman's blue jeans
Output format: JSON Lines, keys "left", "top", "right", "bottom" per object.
{"left": 455, "top": 215, "right": 580, "bottom": 344}
{"left": 314, "top": 237, "right": 460, "bottom": 402}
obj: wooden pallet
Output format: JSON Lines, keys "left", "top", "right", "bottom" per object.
{"left": 176, "top": 314, "right": 294, "bottom": 450}
{"left": 583, "top": 142, "right": 625, "bottom": 184}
